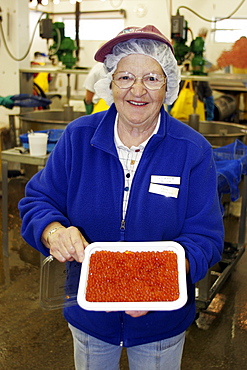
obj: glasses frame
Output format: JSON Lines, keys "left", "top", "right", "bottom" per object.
{"left": 112, "top": 71, "right": 167, "bottom": 91}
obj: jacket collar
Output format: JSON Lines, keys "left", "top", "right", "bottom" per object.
{"left": 90, "top": 104, "right": 167, "bottom": 155}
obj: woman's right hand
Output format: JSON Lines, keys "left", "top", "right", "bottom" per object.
{"left": 41, "top": 223, "right": 89, "bottom": 263}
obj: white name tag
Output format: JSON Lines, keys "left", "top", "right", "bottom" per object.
{"left": 149, "top": 183, "right": 179, "bottom": 198}
{"left": 151, "top": 175, "right": 180, "bottom": 185}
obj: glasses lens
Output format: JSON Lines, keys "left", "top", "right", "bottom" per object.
{"left": 143, "top": 74, "right": 166, "bottom": 90}
{"left": 112, "top": 72, "right": 166, "bottom": 90}
{"left": 113, "top": 72, "right": 135, "bottom": 89}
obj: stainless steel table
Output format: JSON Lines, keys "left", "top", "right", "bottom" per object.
{"left": 1, "top": 148, "right": 49, "bottom": 285}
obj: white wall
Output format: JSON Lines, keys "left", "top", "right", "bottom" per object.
{"left": 0, "top": 0, "right": 29, "bottom": 126}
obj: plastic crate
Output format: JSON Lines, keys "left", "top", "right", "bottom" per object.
{"left": 213, "top": 139, "right": 247, "bottom": 201}
{"left": 20, "top": 129, "right": 64, "bottom": 153}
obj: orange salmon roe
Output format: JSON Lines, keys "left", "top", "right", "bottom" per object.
{"left": 86, "top": 250, "right": 179, "bottom": 302}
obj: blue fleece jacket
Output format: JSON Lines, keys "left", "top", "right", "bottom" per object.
{"left": 19, "top": 105, "right": 224, "bottom": 347}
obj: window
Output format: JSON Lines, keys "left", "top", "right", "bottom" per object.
{"left": 64, "top": 18, "right": 124, "bottom": 40}
{"left": 60, "top": 10, "right": 125, "bottom": 41}
{"left": 214, "top": 18, "right": 247, "bottom": 43}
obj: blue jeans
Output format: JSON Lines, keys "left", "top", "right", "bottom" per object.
{"left": 69, "top": 324, "right": 185, "bottom": 370}
{"left": 205, "top": 95, "right": 215, "bottom": 121}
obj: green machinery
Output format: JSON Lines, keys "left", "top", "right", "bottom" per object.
{"left": 40, "top": 17, "right": 77, "bottom": 69}
{"left": 171, "top": 15, "right": 206, "bottom": 75}
{"left": 50, "top": 22, "right": 77, "bottom": 69}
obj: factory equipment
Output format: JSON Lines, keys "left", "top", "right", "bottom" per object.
{"left": 40, "top": 17, "right": 77, "bottom": 69}
{"left": 19, "top": 67, "right": 89, "bottom": 139}
{"left": 190, "top": 36, "right": 206, "bottom": 75}
{"left": 171, "top": 14, "right": 242, "bottom": 123}
{"left": 50, "top": 22, "right": 77, "bottom": 69}
{"left": 14, "top": 112, "right": 246, "bottom": 149}
{"left": 196, "top": 139, "right": 247, "bottom": 313}
{"left": 19, "top": 107, "right": 84, "bottom": 133}
{"left": 214, "top": 95, "right": 238, "bottom": 121}
{"left": 195, "top": 120, "right": 246, "bottom": 147}
{"left": 171, "top": 15, "right": 190, "bottom": 66}
{"left": 171, "top": 14, "right": 206, "bottom": 75}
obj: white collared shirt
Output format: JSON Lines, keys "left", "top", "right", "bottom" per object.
{"left": 114, "top": 114, "right": 160, "bottom": 219}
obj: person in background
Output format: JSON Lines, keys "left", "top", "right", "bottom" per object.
{"left": 178, "top": 78, "right": 215, "bottom": 121}
{"left": 19, "top": 25, "right": 224, "bottom": 370}
{"left": 31, "top": 52, "right": 52, "bottom": 96}
{"left": 83, "top": 62, "right": 109, "bottom": 114}
{"left": 0, "top": 95, "right": 17, "bottom": 109}
{"left": 201, "top": 82, "right": 215, "bottom": 121}
{"left": 197, "top": 28, "right": 216, "bottom": 121}
{"left": 0, "top": 94, "right": 51, "bottom": 109}
{"left": 197, "top": 28, "right": 218, "bottom": 73}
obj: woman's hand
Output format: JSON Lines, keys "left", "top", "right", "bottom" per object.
{"left": 41, "top": 223, "right": 89, "bottom": 263}
{"left": 125, "top": 311, "right": 149, "bottom": 318}
{"left": 125, "top": 260, "right": 190, "bottom": 317}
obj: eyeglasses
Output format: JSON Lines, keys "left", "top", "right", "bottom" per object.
{"left": 112, "top": 71, "right": 166, "bottom": 91}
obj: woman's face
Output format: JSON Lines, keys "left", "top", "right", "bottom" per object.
{"left": 112, "top": 54, "right": 166, "bottom": 130}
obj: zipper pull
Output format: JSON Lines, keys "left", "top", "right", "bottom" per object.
{"left": 120, "top": 219, "right": 125, "bottom": 230}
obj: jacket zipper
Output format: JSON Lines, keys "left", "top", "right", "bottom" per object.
{"left": 119, "top": 312, "right": 124, "bottom": 346}
{"left": 120, "top": 219, "right": 125, "bottom": 241}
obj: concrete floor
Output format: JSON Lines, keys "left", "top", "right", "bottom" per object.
{"left": 1, "top": 176, "right": 247, "bottom": 369}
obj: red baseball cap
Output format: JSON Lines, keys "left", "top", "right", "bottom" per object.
{"left": 94, "top": 25, "right": 174, "bottom": 62}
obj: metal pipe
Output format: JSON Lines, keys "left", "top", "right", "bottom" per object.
{"left": 75, "top": 1, "right": 80, "bottom": 62}
{"left": 66, "top": 73, "right": 71, "bottom": 105}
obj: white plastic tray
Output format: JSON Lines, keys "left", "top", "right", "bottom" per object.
{"left": 77, "top": 241, "right": 187, "bottom": 311}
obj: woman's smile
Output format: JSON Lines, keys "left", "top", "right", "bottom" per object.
{"left": 127, "top": 100, "right": 149, "bottom": 106}
{"left": 112, "top": 54, "right": 166, "bottom": 137}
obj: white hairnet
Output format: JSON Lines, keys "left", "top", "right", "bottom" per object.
{"left": 94, "top": 39, "right": 180, "bottom": 106}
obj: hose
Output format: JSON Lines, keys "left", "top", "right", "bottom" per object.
{"left": 176, "top": 0, "right": 246, "bottom": 23}
{"left": 0, "top": 12, "right": 46, "bottom": 61}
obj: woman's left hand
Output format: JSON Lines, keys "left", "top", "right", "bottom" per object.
{"left": 125, "top": 311, "right": 149, "bottom": 317}
{"left": 42, "top": 223, "right": 88, "bottom": 263}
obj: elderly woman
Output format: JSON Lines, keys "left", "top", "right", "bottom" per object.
{"left": 19, "top": 25, "right": 224, "bottom": 370}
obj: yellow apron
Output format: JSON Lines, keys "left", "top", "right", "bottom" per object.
{"left": 92, "top": 99, "right": 109, "bottom": 114}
